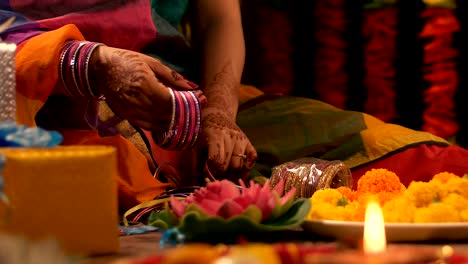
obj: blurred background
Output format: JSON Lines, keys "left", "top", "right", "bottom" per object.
{"left": 240, "top": 0, "right": 468, "bottom": 148}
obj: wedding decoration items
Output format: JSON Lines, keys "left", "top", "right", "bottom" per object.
{"left": 149, "top": 179, "right": 311, "bottom": 242}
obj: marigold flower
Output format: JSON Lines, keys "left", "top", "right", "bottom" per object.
{"left": 336, "top": 186, "right": 356, "bottom": 201}
{"left": 310, "top": 189, "right": 343, "bottom": 206}
{"left": 308, "top": 188, "right": 357, "bottom": 221}
{"left": 377, "top": 191, "right": 402, "bottom": 205}
{"left": 351, "top": 193, "right": 382, "bottom": 222}
{"left": 431, "top": 172, "right": 460, "bottom": 184}
{"left": 442, "top": 193, "right": 468, "bottom": 212}
{"left": 405, "top": 181, "right": 448, "bottom": 208}
{"left": 445, "top": 177, "right": 468, "bottom": 199}
{"left": 460, "top": 209, "right": 468, "bottom": 222}
{"left": 307, "top": 169, "right": 468, "bottom": 223}
{"left": 355, "top": 192, "right": 389, "bottom": 208}
{"left": 357, "top": 169, "right": 401, "bottom": 194}
{"left": 414, "top": 203, "right": 460, "bottom": 223}
{"left": 308, "top": 203, "right": 350, "bottom": 221}
{"left": 348, "top": 201, "right": 366, "bottom": 222}
{"left": 382, "top": 196, "right": 415, "bottom": 223}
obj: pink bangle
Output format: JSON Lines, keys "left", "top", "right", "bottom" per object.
{"left": 59, "top": 40, "right": 105, "bottom": 100}
{"left": 153, "top": 88, "right": 203, "bottom": 150}
{"left": 59, "top": 41, "right": 78, "bottom": 96}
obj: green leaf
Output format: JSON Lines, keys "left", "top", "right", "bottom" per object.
{"left": 267, "top": 191, "right": 296, "bottom": 222}
{"left": 462, "top": 174, "right": 468, "bottom": 180}
{"left": 184, "top": 204, "right": 211, "bottom": 219}
{"left": 337, "top": 196, "right": 349, "bottom": 207}
{"left": 240, "top": 205, "right": 263, "bottom": 224}
{"left": 263, "top": 198, "right": 311, "bottom": 227}
{"left": 148, "top": 203, "right": 179, "bottom": 230}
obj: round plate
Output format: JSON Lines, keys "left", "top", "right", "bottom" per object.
{"left": 302, "top": 220, "right": 468, "bottom": 242}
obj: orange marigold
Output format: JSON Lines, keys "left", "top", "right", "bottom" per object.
{"left": 336, "top": 186, "right": 356, "bottom": 201}
{"left": 376, "top": 191, "right": 401, "bottom": 205}
{"left": 431, "top": 172, "right": 460, "bottom": 184}
{"left": 357, "top": 168, "right": 402, "bottom": 194}
{"left": 353, "top": 194, "right": 378, "bottom": 222}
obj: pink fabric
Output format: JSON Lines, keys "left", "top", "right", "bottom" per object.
{"left": 9, "top": 0, "right": 156, "bottom": 51}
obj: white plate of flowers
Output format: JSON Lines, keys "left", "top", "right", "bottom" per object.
{"left": 303, "top": 169, "right": 468, "bottom": 241}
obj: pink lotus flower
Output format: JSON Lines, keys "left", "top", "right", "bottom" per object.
{"left": 169, "top": 179, "right": 296, "bottom": 221}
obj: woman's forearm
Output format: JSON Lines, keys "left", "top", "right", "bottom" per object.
{"left": 192, "top": 0, "right": 245, "bottom": 120}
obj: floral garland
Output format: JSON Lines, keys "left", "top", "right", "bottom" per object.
{"left": 313, "top": 0, "right": 348, "bottom": 109}
{"left": 362, "top": 1, "right": 399, "bottom": 122}
{"left": 419, "top": 0, "right": 460, "bottom": 139}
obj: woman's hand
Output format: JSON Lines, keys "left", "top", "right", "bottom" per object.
{"left": 202, "top": 106, "right": 257, "bottom": 181}
{"left": 88, "top": 46, "right": 201, "bottom": 132}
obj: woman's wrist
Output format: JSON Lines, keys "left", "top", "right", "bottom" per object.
{"left": 87, "top": 45, "right": 105, "bottom": 98}
{"left": 58, "top": 40, "right": 105, "bottom": 100}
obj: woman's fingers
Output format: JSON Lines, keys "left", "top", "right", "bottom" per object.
{"left": 206, "top": 132, "right": 257, "bottom": 181}
{"left": 244, "top": 143, "right": 257, "bottom": 170}
{"left": 143, "top": 55, "right": 199, "bottom": 91}
{"left": 229, "top": 139, "right": 246, "bottom": 171}
{"left": 206, "top": 136, "right": 225, "bottom": 174}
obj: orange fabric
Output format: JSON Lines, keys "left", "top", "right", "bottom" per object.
{"left": 15, "top": 24, "right": 84, "bottom": 126}
{"left": 14, "top": 25, "right": 170, "bottom": 210}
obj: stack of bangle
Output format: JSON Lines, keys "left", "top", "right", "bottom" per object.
{"left": 154, "top": 88, "right": 202, "bottom": 151}
{"left": 59, "top": 40, "right": 105, "bottom": 100}
{"left": 60, "top": 40, "right": 201, "bottom": 150}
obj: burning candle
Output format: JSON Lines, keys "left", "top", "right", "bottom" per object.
{"left": 363, "top": 200, "right": 386, "bottom": 254}
{"left": 361, "top": 200, "right": 444, "bottom": 263}
{"left": 0, "top": 42, "right": 17, "bottom": 122}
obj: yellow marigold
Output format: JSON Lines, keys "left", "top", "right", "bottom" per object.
{"left": 377, "top": 191, "right": 403, "bottom": 205}
{"left": 336, "top": 186, "right": 356, "bottom": 201}
{"left": 445, "top": 177, "right": 468, "bottom": 199}
{"left": 307, "top": 203, "right": 350, "bottom": 221}
{"left": 350, "top": 193, "right": 381, "bottom": 222}
{"left": 346, "top": 201, "right": 366, "bottom": 222}
{"left": 414, "top": 203, "right": 461, "bottom": 223}
{"left": 355, "top": 191, "right": 400, "bottom": 208}
{"left": 460, "top": 209, "right": 468, "bottom": 222}
{"left": 357, "top": 169, "right": 401, "bottom": 194}
{"left": 382, "top": 196, "right": 415, "bottom": 223}
{"left": 405, "top": 181, "right": 448, "bottom": 208}
{"left": 431, "top": 172, "right": 460, "bottom": 184}
{"left": 310, "top": 189, "right": 344, "bottom": 206}
{"left": 442, "top": 193, "right": 468, "bottom": 212}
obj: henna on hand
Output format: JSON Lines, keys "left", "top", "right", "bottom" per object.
{"left": 203, "top": 112, "right": 242, "bottom": 132}
{"left": 201, "top": 60, "right": 257, "bottom": 181}
{"left": 91, "top": 50, "right": 154, "bottom": 98}
{"left": 204, "top": 61, "right": 239, "bottom": 118}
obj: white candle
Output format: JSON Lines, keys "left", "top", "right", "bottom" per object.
{"left": 0, "top": 42, "right": 17, "bottom": 122}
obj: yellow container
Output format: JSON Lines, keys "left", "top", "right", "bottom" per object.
{"left": 0, "top": 146, "right": 119, "bottom": 256}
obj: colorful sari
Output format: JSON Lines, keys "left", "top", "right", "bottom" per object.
{"left": 1, "top": 0, "right": 168, "bottom": 210}
{"left": 1, "top": 0, "right": 468, "bottom": 211}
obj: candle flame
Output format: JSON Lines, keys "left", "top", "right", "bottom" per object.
{"left": 363, "top": 200, "right": 386, "bottom": 254}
